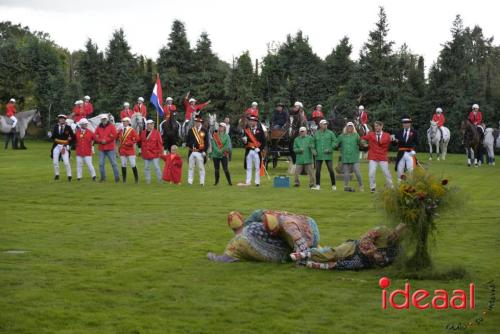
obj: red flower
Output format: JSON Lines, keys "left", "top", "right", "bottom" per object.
{"left": 417, "top": 192, "right": 426, "bottom": 201}
{"left": 400, "top": 175, "right": 407, "bottom": 180}
{"left": 441, "top": 179, "right": 449, "bottom": 185}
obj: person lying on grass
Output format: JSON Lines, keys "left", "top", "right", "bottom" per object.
{"left": 290, "top": 223, "right": 406, "bottom": 270}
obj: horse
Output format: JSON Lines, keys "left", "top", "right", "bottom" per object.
{"left": 159, "top": 115, "right": 181, "bottom": 152}
{"left": 427, "top": 121, "right": 451, "bottom": 161}
{"left": 0, "top": 109, "right": 42, "bottom": 149}
{"left": 130, "top": 112, "right": 144, "bottom": 135}
{"left": 484, "top": 127, "right": 500, "bottom": 166}
{"left": 460, "top": 120, "right": 480, "bottom": 167}
{"left": 326, "top": 106, "right": 346, "bottom": 133}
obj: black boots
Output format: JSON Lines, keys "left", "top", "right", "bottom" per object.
{"left": 224, "top": 170, "right": 232, "bottom": 185}
{"left": 132, "top": 166, "right": 139, "bottom": 184}
{"left": 122, "top": 167, "right": 127, "bottom": 182}
{"left": 214, "top": 169, "right": 220, "bottom": 186}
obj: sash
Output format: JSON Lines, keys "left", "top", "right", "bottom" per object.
{"left": 192, "top": 127, "right": 205, "bottom": 150}
{"left": 245, "top": 128, "right": 261, "bottom": 148}
{"left": 120, "top": 127, "right": 133, "bottom": 147}
{"left": 213, "top": 132, "right": 224, "bottom": 150}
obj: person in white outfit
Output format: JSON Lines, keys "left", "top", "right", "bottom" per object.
{"left": 240, "top": 116, "right": 266, "bottom": 187}
{"left": 186, "top": 115, "right": 209, "bottom": 185}
{"left": 75, "top": 118, "right": 96, "bottom": 181}
{"left": 50, "top": 114, "right": 74, "bottom": 181}
{"left": 394, "top": 116, "right": 418, "bottom": 180}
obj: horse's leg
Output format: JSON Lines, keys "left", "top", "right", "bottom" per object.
{"left": 428, "top": 141, "right": 433, "bottom": 160}
{"left": 466, "top": 148, "right": 471, "bottom": 166}
{"left": 436, "top": 141, "right": 440, "bottom": 161}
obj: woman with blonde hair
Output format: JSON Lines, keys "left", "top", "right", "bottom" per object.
{"left": 336, "top": 122, "right": 363, "bottom": 192}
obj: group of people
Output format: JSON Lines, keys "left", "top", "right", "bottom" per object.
{"left": 207, "top": 209, "right": 406, "bottom": 271}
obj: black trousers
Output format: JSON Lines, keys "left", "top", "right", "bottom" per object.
{"left": 315, "top": 160, "right": 336, "bottom": 186}
{"left": 213, "top": 157, "right": 231, "bottom": 184}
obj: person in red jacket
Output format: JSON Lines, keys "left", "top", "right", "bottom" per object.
{"left": 118, "top": 117, "right": 140, "bottom": 183}
{"left": 120, "top": 102, "right": 134, "bottom": 120}
{"left": 133, "top": 97, "right": 147, "bottom": 118}
{"left": 312, "top": 104, "right": 324, "bottom": 125}
{"left": 160, "top": 144, "right": 183, "bottom": 184}
{"left": 4, "top": 98, "right": 17, "bottom": 149}
{"left": 75, "top": 118, "right": 96, "bottom": 181}
{"left": 468, "top": 104, "right": 483, "bottom": 126}
{"left": 183, "top": 91, "right": 210, "bottom": 122}
{"left": 431, "top": 107, "right": 445, "bottom": 139}
{"left": 83, "top": 96, "right": 93, "bottom": 117}
{"left": 357, "top": 105, "right": 369, "bottom": 133}
{"left": 139, "top": 119, "right": 163, "bottom": 183}
{"left": 163, "top": 97, "right": 177, "bottom": 119}
{"left": 72, "top": 100, "right": 86, "bottom": 123}
{"left": 361, "top": 121, "right": 393, "bottom": 193}
{"left": 244, "top": 102, "right": 259, "bottom": 118}
{"left": 94, "top": 114, "right": 119, "bottom": 182}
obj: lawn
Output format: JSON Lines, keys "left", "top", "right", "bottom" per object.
{"left": 0, "top": 141, "right": 499, "bottom": 334}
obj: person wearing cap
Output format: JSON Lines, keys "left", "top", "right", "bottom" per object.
{"left": 160, "top": 145, "right": 183, "bottom": 184}
{"left": 72, "top": 100, "right": 86, "bottom": 123}
{"left": 336, "top": 122, "right": 364, "bottom": 192}
{"left": 75, "top": 118, "right": 96, "bottom": 181}
{"left": 361, "top": 121, "right": 393, "bottom": 193}
{"left": 207, "top": 211, "right": 291, "bottom": 263}
{"left": 120, "top": 102, "right": 133, "bottom": 120}
{"left": 163, "top": 97, "right": 177, "bottom": 119}
{"left": 290, "top": 223, "right": 406, "bottom": 270}
{"left": 133, "top": 97, "right": 147, "bottom": 118}
{"left": 271, "top": 103, "right": 289, "bottom": 129}
{"left": 468, "top": 103, "right": 483, "bottom": 126}
{"left": 394, "top": 116, "right": 418, "bottom": 180}
{"left": 431, "top": 107, "right": 445, "bottom": 139}
{"left": 183, "top": 91, "right": 210, "bottom": 122}
{"left": 244, "top": 102, "right": 259, "bottom": 118}
{"left": 293, "top": 101, "right": 308, "bottom": 127}
{"left": 4, "top": 98, "right": 18, "bottom": 149}
{"left": 357, "top": 105, "right": 369, "bottom": 133}
{"left": 186, "top": 115, "right": 209, "bottom": 185}
{"left": 139, "top": 120, "right": 163, "bottom": 184}
{"left": 311, "top": 104, "right": 324, "bottom": 125}
{"left": 241, "top": 115, "right": 266, "bottom": 186}
{"left": 50, "top": 114, "right": 75, "bottom": 181}
{"left": 312, "top": 119, "right": 338, "bottom": 191}
{"left": 118, "top": 117, "right": 140, "bottom": 183}
{"left": 293, "top": 126, "right": 315, "bottom": 188}
{"left": 209, "top": 122, "right": 232, "bottom": 186}
{"left": 94, "top": 114, "right": 120, "bottom": 182}
{"left": 83, "top": 96, "right": 93, "bottom": 117}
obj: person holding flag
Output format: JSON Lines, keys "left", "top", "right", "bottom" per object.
{"left": 118, "top": 117, "right": 140, "bottom": 183}
{"left": 163, "top": 97, "right": 177, "bottom": 119}
{"left": 183, "top": 91, "right": 210, "bottom": 123}
{"left": 186, "top": 115, "right": 209, "bottom": 186}
{"left": 209, "top": 122, "right": 232, "bottom": 186}
{"left": 133, "top": 97, "right": 147, "bottom": 118}
{"left": 239, "top": 115, "right": 266, "bottom": 187}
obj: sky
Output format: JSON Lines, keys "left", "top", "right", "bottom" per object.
{"left": 0, "top": 0, "right": 498, "bottom": 70}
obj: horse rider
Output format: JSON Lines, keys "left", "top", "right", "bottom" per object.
{"left": 51, "top": 114, "right": 75, "bottom": 181}
{"left": 83, "top": 95, "right": 93, "bottom": 117}
{"left": 241, "top": 115, "right": 266, "bottom": 187}
{"left": 183, "top": 91, "right": 210, "bottom": 124}
{"left": 118, "top": 117, "right": 140, "bottom": 183}
{"left": 312, "top": 104, "right": 324, "bottom": 126}
{"left": 72, "top": 100, "right": 86, "bottom": 123}
{"left": 394, "top": 115, "right": 418, "bottom": 180}
{"left": 163, "top": 97, "right": 177, "bottom": 119}
{"left": 293, "top": 101, "right": 308, "bottom": 124}
{"left": 120, "top": 102, "right": 134, "bottom": 120}
{"left": 431, "top": 107, "right": 445, "bottom": 138}
{"left": 357, "top": 105, "right": 369, "bottom": 133}
{"left": 271, "top": 103, "right": 288, "bottom": 129}
{"left": 186, "top": 115, "right": 209, "bottom": 186}
{"left": 4, "top": 98, "right": 18, "bottom": 149}
{"left": 468, "top": 103, "right": 483, "bottom": 126}
{"left": 245, "top": 102, "right": 259, "bottom": 118}
{"left": 133, "top": 97, "right": 147, "bottom": 118}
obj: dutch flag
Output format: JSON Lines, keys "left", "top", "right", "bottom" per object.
{"left": 150, "top": 73, "right": 163, "bottom": 117}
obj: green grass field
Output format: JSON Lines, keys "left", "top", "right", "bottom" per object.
{"left": 1, "top": 141, "right": 499, "bottom": 334}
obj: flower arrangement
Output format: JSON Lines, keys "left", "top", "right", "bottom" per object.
{"left": 380, "top": 168, "right": 461, "bottom": 270}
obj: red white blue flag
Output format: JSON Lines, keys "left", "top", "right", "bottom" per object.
{"left": 150, "top": 73, "right": 163, "bottom": 117}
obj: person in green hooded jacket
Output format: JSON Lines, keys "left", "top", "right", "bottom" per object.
{"left": 293, "top": 126, "right": 316, "bottom": 188}
{"left": 312, "top": 119, "right": 338, "bottom": 191}
{"left": 209, "top": 122, "right": 232, "bottom": 185}
{"left": 336, "top": 121, "right": 364, "bottom": 192}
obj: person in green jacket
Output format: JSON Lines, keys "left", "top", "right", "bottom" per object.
{"left": 336, "top": 122, "right": 364, "bottom": 192}
{"left": 209, "top": 123, "right": 232, "bottom": 185}
{"left": 312, "top": 119, "right": 338, "bottom": 191}
{"left": 293, "top": 127, "right": 316, "bottom": 188}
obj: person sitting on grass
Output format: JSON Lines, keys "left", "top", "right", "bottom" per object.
{"left": 293, "top": 126, "right": 316, "bottom": 188}
{"left": 160, "top": 145, "right": 183, "bottom": 184}
{"left": 290, "top": 223, "right": 406, "bottom": 270}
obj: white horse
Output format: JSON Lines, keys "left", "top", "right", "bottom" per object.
{"left": 130, "top": 112, "right": 144, "bottom": 135}
{"left": 427, "top": 121, "right": 450, "bottom": 160}
{"left": 85, "top": 113, "right": 116, "bottom": 132}
{"left": 484, "top": 127, "right": 500, "bottom": 166}
{"left": 1, "top": 109, "right": 42, "bottom": 149}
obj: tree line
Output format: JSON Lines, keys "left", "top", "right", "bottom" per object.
{"left": 1, "top": 7, "right": 499, "bottom": 152}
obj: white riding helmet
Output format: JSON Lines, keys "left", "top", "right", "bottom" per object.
{"left": 75, "top": 100, "right": 83, "bottom": 105}
{"left": 84, "top": 95, "right": 90, "bottom": 100}
{"left": 166, "top": 97, "right": 173, "bottom": 102}
{"left": 294, "top": 101, "right": 303, "bottom": 108}
{"left": 99, "top": 114, "right": 109, "bottom": 120}
{"left": 122, "top": 117, "right": 131, "bottom": 123}
{"left": 436, "top": 108, "right": 443, "bottom": 113}
{"left": 123, "top": 102, "right": 130, "bottom": 107}
{"left": 138, "top": 97, "right": 144, "bottom": 102}
{"left": 316, "top": 104, "right": 322, "bottom": 109}
{"left": 9, "top": 98, "right": 16, "bottom": 103}
{"left": 145, "top": 119, "right": 154, "bottom": 124}
{"left": 358, "top": 105, "right": 365, "bottom": 110}
{"left": 472, "top": 103, "right": 479, "bottom": 109}
{"left": 189, "top": 98, "right": 196, "bottom": 103}
{"left": 251, "top": 101, "right": 258, "bottom": 107}
{"left": 79, "top": 118, "right": 89, "bottom": 125}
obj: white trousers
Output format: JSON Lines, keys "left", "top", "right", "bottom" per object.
{"left": 397, "top": 152, "right": 414, "bottom": 179}
{"left": 9, "top": 116, "right": 17, "bottom": 128}
{"left": 76, "top": 156, "right": 96, "bottom": 179}
{"left": 53, "top": 144, "right": 71, "bottom": 177}
{"left": 246, "top": 150, "right": 261, "bottom": 185}
{"left": 188, "top": 152, "right": 205, "bottom": 185}
{"left": 368, "top": 160, "right": 393, "bottom": 190}
{"left": 120, "top": 155, "right": 136, "bottom": 167}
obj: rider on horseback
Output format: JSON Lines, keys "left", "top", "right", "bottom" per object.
{"left": 312, "top": 104, "right": 324, "bottom": 126}
{"left": 120, "top": 102, "right": 134, "bottom": 120}
{"left": 357, "top": 105, "right": 369, "bottom": 134}
{"left": 183, "top": 92, "right": 210, "bottom": 124}
{"left": 163, "top": 97, "right": 177, "bottom": 119}
{"left": 245, "top": 102, "right": 259, "bottom": 118}
{"left": 432, "top": 107, "right": 445, "bottom": 140}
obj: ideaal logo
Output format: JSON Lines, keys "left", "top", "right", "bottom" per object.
{"left": 378, "top": 277, "right": 496, "bottom": 330}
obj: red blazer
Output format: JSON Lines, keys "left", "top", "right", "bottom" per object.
{"left": 468, "top": 111, "right": 482, "bottom": 125}
{"left": 75, "top": 128, "right": 95, "bottom": 157}
{"left": 245, "top": 108, "right": 259, "bottom": 118}
{"left": 312, "top": 110, "right": 324, "bottom": 119}
{"left": 362, "top": 132, "right": 391, "bottom": 161}
{"left": 161, "top": 153, "right": 183, "bottom": 184}
{"left": 432, "top": 113, "right": 445, "bottom": 127}
{"left": 73, "top": 106, "right": 86, "bottom": 122}
{"left": 140, "top": 129, "right": 163, "bottom": 159}
{"left": 360, "top": 111, "right": 368, "bottom": 125}
{"left": 94, "top": 123, "right": 117, "bottom": 151}
{"left": 120, "top": 109, "right": 134, "bottom": 120}
{"left": 84, "top": 102, "right": 93, "bottom": 116}
{"left": 183, "top": 98, "right": 209, "bottom": 121}
{"left": 133, "top": 103, "right": 147, "bottom": 118}
{"left": 163, "top": 104, "right": 177, "bottom": 118}
{"left": 6, "top": 102, "right": 16, "bottom": 117}
{"left": 118, "top": 127, "right": 139, "bottom": 156}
